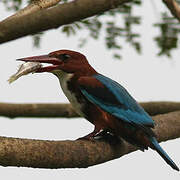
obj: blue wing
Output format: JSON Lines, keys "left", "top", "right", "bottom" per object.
{"left": 79, "top": 74, "right": 155, "bottom": 128}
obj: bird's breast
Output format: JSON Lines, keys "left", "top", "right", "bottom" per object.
{"left": 57, "top": 73, "right": 85, "bottom": 117}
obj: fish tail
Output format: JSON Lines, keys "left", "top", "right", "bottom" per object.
{"left": 8, "top": 75, "right": 17, "bottom": 84}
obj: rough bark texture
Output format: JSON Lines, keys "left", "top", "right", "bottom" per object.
{"left": 1, "top": 102, "right": 180, "bottom": 118}
{"left": 163, "top": 0, "right": 180, "bottom": 21}
{"left": 0, "top": 111, "right": 179, "bottom": 168}
{"left": 5, "top": 0, "right": 61, "bottom": 20}
{"left": 0, "top": 0, "right": 130, "bottom": 44}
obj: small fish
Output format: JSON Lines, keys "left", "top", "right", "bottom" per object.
{"left": 8, "top": 62, "right": 42, "bottom": 84}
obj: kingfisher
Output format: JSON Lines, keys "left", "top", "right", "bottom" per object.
{"left": 18, "top": 49, "right": 179, "bottom": 171}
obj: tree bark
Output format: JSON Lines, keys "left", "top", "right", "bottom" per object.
{"left": 0, "top": 110, "right": 179, "bottom": 168}
{"left": 1, "top": 101, "right": 180, "bottom": 118}
{"left": 5, "top": 0, "right": 61, "bottom": 21}
{"left": 0, "top": 0, "right": 130, "bottom": 44}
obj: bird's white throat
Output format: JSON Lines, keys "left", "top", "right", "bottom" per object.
{"left": 53, "top": 70, "right": 85, "bottom": 117}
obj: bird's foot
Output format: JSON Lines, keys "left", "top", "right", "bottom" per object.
{"left": 77, "top": 129, "right": 121, "bottom": 145}
{"left": 77, "top": 129, "right": 108, "bottom": 141}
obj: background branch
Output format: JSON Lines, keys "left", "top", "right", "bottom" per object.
{"left": 0, "top": 103, "right": 77, "bottom": 118}
{"left": 0, "top": 111, "right": 179, "bottom": 168}
{"left": 0, "top": 0, "right": 130, "bottom": 44}
{"left": 1, "top": 101, "right": 180, "bottom": 118}
{"left": 163, "top": 0, "right": 180, "bottom": 21}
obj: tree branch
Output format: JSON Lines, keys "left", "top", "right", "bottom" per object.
{"left": 0, "top": 0, "right": 131, "bottom": 44}
{"left": 5, "top": 0, "right": 61, "bottom": 21}
{"left": 0, "top": 111, "right": 179, "bottom": 168}
{"left": 1, "top": 101, "right": 180, "bottom": 118}
{"left": 140, "top": 101, "right": 180, "bottom": 116}
{"left": 162, "top": 0, "right": 180, "bottom": 21}
{"left": 0, "top": 103, "right": 78, "bottom": 118}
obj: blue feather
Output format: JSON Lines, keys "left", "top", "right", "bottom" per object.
{"left": 80, "top": 74, "right": 155, "bottom": 127}
{"left": 150, "top": 137, "right": 179, "bottom": 171}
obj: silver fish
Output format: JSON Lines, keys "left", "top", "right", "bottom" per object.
{"left": 8, "top": 62, "right": 42, "bottom": 84}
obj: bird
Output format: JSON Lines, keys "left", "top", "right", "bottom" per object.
{"left": 18, "top": 49, "right": 179, "bottom": 171}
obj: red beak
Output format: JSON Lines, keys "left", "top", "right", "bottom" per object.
{"left": 17, "top": 54, "right": 61, "bottom": 72}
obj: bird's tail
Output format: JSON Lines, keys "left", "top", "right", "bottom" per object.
{"left": 150, "top": 137, "right": 179, "bottom": 171}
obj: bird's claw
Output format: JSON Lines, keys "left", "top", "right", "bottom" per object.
{"left": 77, "top": 129, "right": 108, "bottom": 141}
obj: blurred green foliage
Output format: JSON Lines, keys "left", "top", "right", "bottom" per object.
{"left": 2, "top": 0, "right": 180, "bottom": 59}
{"left": 154, "top": 12, "right": 180, "bottom": 57}
{"left": 61, "top": 1, "right": 142, "bottom": 59}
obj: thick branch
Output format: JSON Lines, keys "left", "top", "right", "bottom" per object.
{"left": 0, "top": 0, "right": 130, "bottom": 44}
{"left": 0, "top": 111, "right": 179, "bottom": 168}
{"left": 1, "top": 102, "right": 180, "bottom": 118}
{"left": 163, "top": 0, "right": 180, "bottom": 21}
{"left": 5, "top": 0, "right": 61, "bottom": 20}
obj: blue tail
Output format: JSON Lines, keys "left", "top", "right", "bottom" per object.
{"left": 151, "top": 137, "right": 179, "bottom": 171}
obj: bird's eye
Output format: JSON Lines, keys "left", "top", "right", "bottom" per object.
{"left": 57, "top": 54, "right": 71, "bottom": 61}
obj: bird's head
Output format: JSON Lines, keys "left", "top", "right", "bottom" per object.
{"left": 18, "top": 49, "right": 96, "bottom": 76}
